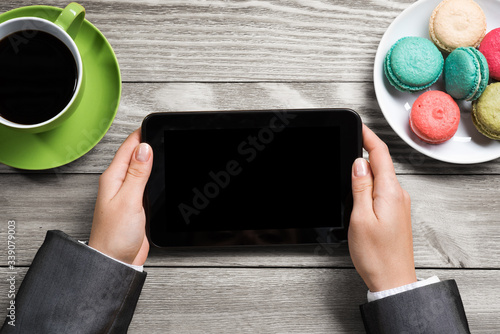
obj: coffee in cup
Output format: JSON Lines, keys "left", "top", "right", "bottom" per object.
{"left": 0, "top": 2, "right": 85, "bottom": 133}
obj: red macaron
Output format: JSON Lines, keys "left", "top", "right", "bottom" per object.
{"left": 479, "top": 28, "right": 500, "bottom": 81}
{"left": 409, "top": 91, "right": 460, "bottom": 144}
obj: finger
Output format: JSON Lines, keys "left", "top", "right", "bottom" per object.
{"left": 100, "top": 129, "right": 142, "bottom": 198}
{"left": 362, "top": 124, "right": 398, "bottom": 184}
{"left": 351, "top": 158, "right": 374, "bottom": 216}
{"left": 118, "top": 142, "right": 153, "bottom": 205}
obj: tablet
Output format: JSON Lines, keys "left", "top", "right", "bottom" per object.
{"left": 142, "top": 109, "right": 362, "bottom": 247}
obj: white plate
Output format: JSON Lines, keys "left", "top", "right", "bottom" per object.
{"left": 374, "top": 0, "right": 500, "bottom": 164}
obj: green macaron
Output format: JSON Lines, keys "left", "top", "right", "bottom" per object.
{"left": 444, "top": 47, "right": 489, "bottom": 101}
{"left": 384, "top": 37, "right": 444, "bottom": 92}
{"left": 472, "top": 83, "right": 500, "bottom": 140}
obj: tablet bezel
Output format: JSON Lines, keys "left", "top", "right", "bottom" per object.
{"left": 142, "top": 109, "right": 362, "bottom": 248}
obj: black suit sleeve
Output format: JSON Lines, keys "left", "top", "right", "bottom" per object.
{"left": 0, "top": 230, "right": 146, "bottom": 334}
{"left": 360, "top": 280, "right": 470, "bottom": 334}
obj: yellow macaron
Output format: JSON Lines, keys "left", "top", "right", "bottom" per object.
{"left": 472, "top": 83, "right": 500, "bottom": 140}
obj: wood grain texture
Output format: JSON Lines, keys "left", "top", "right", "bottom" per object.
{"left": 0, "top": 267, "right": 497, "bottom": 333}
{"left": 0, "top": 0, "right": 414, "bottom": 82}
{"left": 1, "top": 173, "right": 499, "bottom": 268}
{"left": 1, "top": 1, "right": 500, "bottom": 332}
{"left": 1, "top": 82, "right": 499, "bottom": 174}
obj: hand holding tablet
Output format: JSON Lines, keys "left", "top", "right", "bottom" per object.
{"left": 89, "top": 129, "right": 152, "bottom": 266}
{"left": 89, "top": 115, "right": 415, "bottom": 293}
{"left": 142, "top": 109, "right": 362, "bottom": 247}
{"left": 349, "top": 125, "right": 416, "bottom": 292}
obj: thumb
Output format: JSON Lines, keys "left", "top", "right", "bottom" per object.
{"left": 351, "top": 158, "right": 374, "bottom": 213}
{"left": 120, "top": 143, "right": 153, "bottom": 202}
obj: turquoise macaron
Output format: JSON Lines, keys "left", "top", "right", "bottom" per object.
{"left": 384, "top": 37, "right": 444, "bottom": 92}
{"left": 444, "top": 47, "right": 489, "bottom": 101}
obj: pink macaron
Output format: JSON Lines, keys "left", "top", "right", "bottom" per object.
{"left": 409, "top": 91, "right": 460, "bottom": 144}
{"left": 479, "top": 28, "right": 500, "bottom": 81}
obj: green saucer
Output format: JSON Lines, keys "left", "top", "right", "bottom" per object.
{"left": 0, "top": 6, "right": 121, "bottom": 170}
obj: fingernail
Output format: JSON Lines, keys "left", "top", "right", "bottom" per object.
{"left": 135, "top": 143, "right": 151, "bottom": 162}
{"left": 354, "top": 158, "right": 368, "bottom": 177}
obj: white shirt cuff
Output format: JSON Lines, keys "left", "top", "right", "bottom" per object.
{"left": 367, "top": 276, "right": 440, "bottom": 302}
{"left": 78, "top": 240, "right": 144, "bottom": 272}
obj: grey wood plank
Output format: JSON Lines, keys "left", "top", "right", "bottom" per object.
{"left": 131, "top": 268, "right": 500, "bottom": 333}
{"left": 0, "top": 267, "right": 497, "bottom": 333}
{"left": 0, "top": 0, "right": 413, "bottom": 82}
{"left": 1, "top": 173, "right": 499, "bottom": 268}
{"left": 1, "top": 82, "right": 499, "bottom": 174}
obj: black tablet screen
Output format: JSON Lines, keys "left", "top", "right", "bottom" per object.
{"left": 163, "top": 126, "right": 340, "bottom": 232}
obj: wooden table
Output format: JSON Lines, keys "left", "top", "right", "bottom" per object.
{"left": 1, "top": 0, "right": 499, "bottom": 332}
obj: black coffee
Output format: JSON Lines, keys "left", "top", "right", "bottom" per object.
{"left": 0, "top": 30, "right": 77, "bottom": 125}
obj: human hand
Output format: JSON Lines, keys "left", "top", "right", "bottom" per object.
{"left": 348, "top": 124, "right": 416, "bottom": 292}
{"left": 88, "top": 129, "right": 153, "bottom": 266}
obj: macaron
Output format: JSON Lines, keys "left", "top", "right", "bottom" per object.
{"left": 478, "top": 28, "right": 500, "bottom": 81}
{"left": 384, "top": 37, "right": 443, "bottom": 92}
{"left": 429, "top": 0, "right": 486, "bottom": 53}
{"left": 444, "top": 47, "right": 489, "bottom": 101}
{"left": 472, "top": 83, "right": 500, "bottom": 140}
{"left": 410, "top": 90, "right": 460, "bottom": 144}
